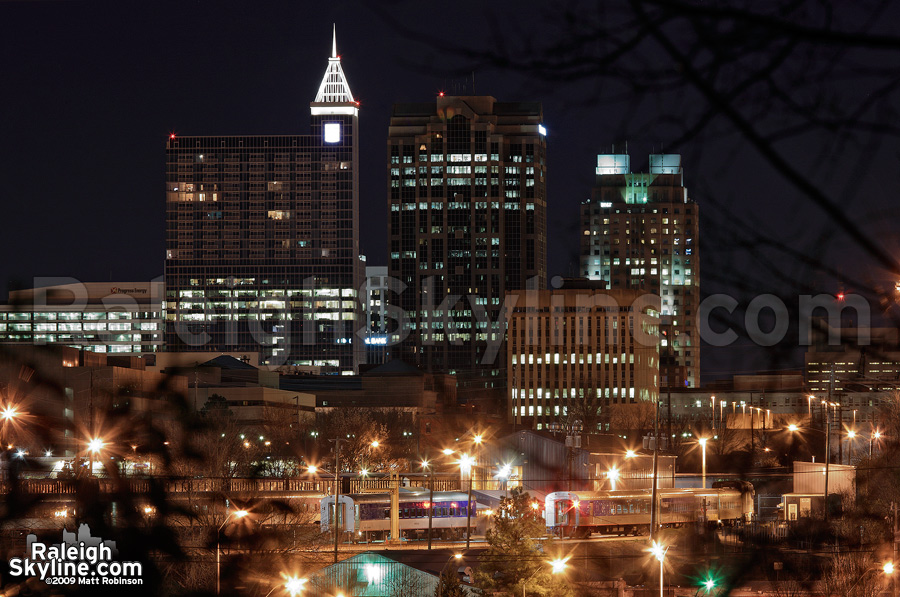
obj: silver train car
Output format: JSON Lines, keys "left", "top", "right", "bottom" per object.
{"left": 544, "top": 482, "right": 754, "bottom": 538}
{"left": 321, "top": 489, "right": 485, "bottom": 541}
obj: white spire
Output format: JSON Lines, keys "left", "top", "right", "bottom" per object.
{"left": 332, "top": 24, "right": 337, "bottom": 58}
{"left": 314, "top": 26, "right": 354, "bottom": 104}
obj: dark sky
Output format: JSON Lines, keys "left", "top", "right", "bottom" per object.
{"left": 2, "top": 0, "right": 900, "bottom": 379}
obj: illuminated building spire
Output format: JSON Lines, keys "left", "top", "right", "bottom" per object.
{"left": 314, "top": 25, "right": 354, "bottom": 104}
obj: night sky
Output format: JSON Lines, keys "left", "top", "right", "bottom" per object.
{"left": 3, "top": 1, "right": 900, "bottom": 379}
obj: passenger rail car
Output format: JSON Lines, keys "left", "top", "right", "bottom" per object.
{"left": 321, "top": 490, "right": 483, "bottom": 541}
{"left": 545, "top": 483, "right": 754, "bottom": 538}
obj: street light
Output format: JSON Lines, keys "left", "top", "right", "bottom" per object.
{"left": 871, "top": 430, "right": 882, "bottom": 457}
{"left": 522, "top": 557, "right": 569, "bottom": 596}
{"left": 438, "top": 554, "right": 463, "bottom": 597}
{"left": 284, "top": 575, "right": 307, "bottom": 596}
{"left": 458, "top": 453, "right": 476, "bottom": 549}
{"left": 650, "top": 541, "right": 669, "bottom": 597}
{"left": 844, "top": 561, "right": 893, "bottom": 594}
{"left": 217, "top": 509, "right": 249, "bottom": 595}
{"left": 846, "top": 429, "right": 856, "bottom": 464}
{"left": 606, "top": 467, "right": 620, "bottom": 491}
{"left": 0, "top": 405, "right": 18, "bottom": 422}
{"left": 698, "top": 437, "right": 708, "bottom": 489}
{"left": 87, "top": 437, "right": 105, "bottom": 477}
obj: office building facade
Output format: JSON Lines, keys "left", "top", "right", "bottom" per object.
{"left": 580, "top": 154, "right": 699, "bottom": 387}
{"left": 506, "top": 286, "right": 659, "bottom": 428}
{"left": 164, "top": 33, "right": 362, "bottom": 373}
{"left": 0, "top": 281, "right": 163, "bottom": 356}
{"left": 387, "top": 96, "right": 547, "bottom": 384}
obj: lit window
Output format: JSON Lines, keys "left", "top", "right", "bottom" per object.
{"left": 324, "top": 122, "right": 341, "bottom": 143}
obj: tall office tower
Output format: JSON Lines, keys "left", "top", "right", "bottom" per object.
{"left": 164, "top": 31, "right": 362, "bottom": 373}
{"left": 387, "top": 96, "right": 547, "bottom": 386}
{"left": 580, "top": 154, "right": 699, "bottom": 387}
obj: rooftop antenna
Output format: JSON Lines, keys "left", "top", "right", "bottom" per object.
{"left": 332, "top": 23, "right": 337, "bottom": 58}
{"left": 472, "top": 71, "right": 476, "bottom": 95}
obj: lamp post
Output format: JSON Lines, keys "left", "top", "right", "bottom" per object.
{"left": 438, "top": 553, "right": 463, "bottom": 597}
{"left": 459, "top": 453, "right": 476, "bottom": 550}
{"left": 423, "top": 459, "right": 435, "bottom": 550}
{"left": 844, "top": 561, "right": 894, "bottom": 594}
{"left": 606, "top": 467, "right": 620, "bottom": 491}
{"left": 88, "top": 437, "right": 104, "bottom": 477}
{"left": 216, "top": 509, "right": 248, "bottom": 595}
{"left": 847, "top": 429, "right": 856, "bottom": 465}
{"left": 650, "top": 541, "right": 669, "bottom": 597}
{"left": 871, "top": 430, "right": 882, "bottom": 457}
{"left": 328, "top": 438, "right": 347, "bottom": 563}
{"left": 522, "top": 557, "right": 568, "bottom": 597}
{"left": 698, "top": 437, "right": 708, "bottom": 489}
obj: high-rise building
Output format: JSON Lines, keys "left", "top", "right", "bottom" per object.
{"left": 387, "top": 96, "right": 547, "bottom": 385}
{"left": 580, "top": 153, "right": 699, "bottom": 387}
{"left": 506, "top": 284, "right": 660, "bottom": 429}
{"left": 363, "top": 265, "right": 389, "bottom": 365}
{"left": 164, "top": 31, "right": 362, "bottom": 373}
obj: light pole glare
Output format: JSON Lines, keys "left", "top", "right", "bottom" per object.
{"left": 442, "top": 448, "right": 454, "bottom": 455}
{"left": 473, "top": 434, "right": 483, "bottom": 445}
{"left": 307, "top": 465, "right": 318, "bottom": 474}
{"left": 284, "top": 576, "right": 307, "bottom": 596}
{"left": 549, "top": 557, "right": 570, "bottom": 574}
{"left": 88, "top": 438, "right": 104, "bottom": 453}
{"left": 885, "top": 561, "right": 895, "bottom": 575}
{"left": 0, "top": 405, "right": 18, "bottom": 421}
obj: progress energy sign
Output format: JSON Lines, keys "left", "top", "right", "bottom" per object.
{"left": 8, "top": 524, "right": 142, "bottom": 587}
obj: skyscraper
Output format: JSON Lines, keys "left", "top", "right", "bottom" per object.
{"left": 387, "top": 96, "right": 547, "bottom": 385}
{"left": 164, "top": 31, "right": 362, "bottom": 372}
{"left": 580, "top": 153, "right": 699, "bottom": 387}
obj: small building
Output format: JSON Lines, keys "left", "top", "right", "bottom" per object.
{"left": 782, "top": 460, "right": 855, "bottom": 520}
{"left": 304, "top": 551, "right": 478, "bottom": 596}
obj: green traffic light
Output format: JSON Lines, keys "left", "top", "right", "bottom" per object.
{"left": 704, "top": 578, "right": 715, "bottom": 591}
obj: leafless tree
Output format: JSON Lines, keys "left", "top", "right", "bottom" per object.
{"left": 822, "top": 551, "right": 888, "bottom": 597}
{"left": 608, "top": 399, "right": 656, "bottom": 438}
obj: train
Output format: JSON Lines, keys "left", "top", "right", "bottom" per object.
{"left": 544, "top": 481, "right": 755, "bottom": 538}
{"left": 321, "top": 489, "right": 487, "bottom": 541}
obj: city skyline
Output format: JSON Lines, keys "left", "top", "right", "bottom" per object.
{"left": 3, "top": 2, "right": 900, "bottom": 381}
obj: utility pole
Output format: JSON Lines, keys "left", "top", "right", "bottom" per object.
{"left": 893, "top": 501, "right": 899, "bottom": 597}
{"left": 824, "top": 368, "right": 833, "bottom": 523}
{"left": 329, "top": 438, "right": 346, "bottom": 563}
{"left": 427, "top": 464, "right": 435, "bottom": 550}
{"left": 650, "top": 394, "right": 660, "bottom": 541}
